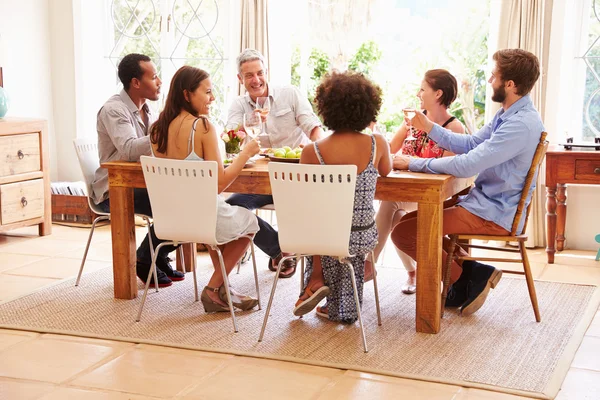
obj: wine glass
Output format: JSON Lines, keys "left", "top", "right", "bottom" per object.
{"left": 243, "top": 111, "right": 262, "bottom": 139}
{"left": 255, "top": 97, "right": 271, "bottom": 120}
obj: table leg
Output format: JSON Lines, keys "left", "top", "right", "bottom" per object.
{"left": 109, "top": 185, "right": 137, "bottom": 299}
{"left": 546, "top": 185, "right": 557, "bottom": 264}
{"left": 416, "top": 202, "right": 443, "bottom": 334}
{"left": 556, "top": 184, "right": 567, "bottom": 252}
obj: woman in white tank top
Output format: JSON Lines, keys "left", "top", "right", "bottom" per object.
{"left": 149, "top": 66, "right": 261, "bottom": 313}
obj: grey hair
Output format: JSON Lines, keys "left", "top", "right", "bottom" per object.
{"left": 236, "top": 49, "right": 266, "bottom": 74}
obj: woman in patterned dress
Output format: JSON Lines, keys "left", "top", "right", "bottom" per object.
{"left": 364, "top": 69, "right": 464, "bottom": 295}
{"left": 293, "top": 71, "right": 392, "bottom": 323}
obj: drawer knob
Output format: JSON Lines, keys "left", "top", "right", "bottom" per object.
{"left": 20, "top": 197, "right": 27, "bottom": 207}
{"left": 17, "top": 150, "right": 24, "bottom": 159}
{"left": 595, "top": 167, "right": 600, "bottom": 174}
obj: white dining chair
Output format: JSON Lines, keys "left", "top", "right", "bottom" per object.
{"left": 138, "top": 156, "right": 261, "bottom": 332}
{"left": 258, "top": 163, "right": 382, "bottom": 353}
{"left": 72, "top": 139, "right": 159, "bottom": 290}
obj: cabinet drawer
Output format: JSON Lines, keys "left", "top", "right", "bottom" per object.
{"left": 575, "top": 159, "right": 600, "bottom": 183}
{"left": 0, "top": 133, "right": 41, "bottom": 177}
{"left": 0, "top": 179, "right": 44, "bottom": 225}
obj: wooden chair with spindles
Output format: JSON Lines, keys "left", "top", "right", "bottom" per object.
{"left": 441, "top": 132, "right": 549, "bottom": 322}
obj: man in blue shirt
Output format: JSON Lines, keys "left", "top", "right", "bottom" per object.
{"left": 391, "top": 49, "right": 544, "bottom": 316}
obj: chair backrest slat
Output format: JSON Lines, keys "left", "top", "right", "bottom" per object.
{"left": 510, "top": 132, "right": 549, "bottom": 236}
{"left": 268, "top": 162, "right": 357, "bottom": 257}
{"left": 73, "top": 138, "right": 100, "bottom": 197}
{"left": 140, "top": 156, "right": 218, "bottom": 245}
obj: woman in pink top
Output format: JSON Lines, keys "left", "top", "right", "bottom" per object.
{"left": 365, "top": 69, "right": 464, "bottom": 294}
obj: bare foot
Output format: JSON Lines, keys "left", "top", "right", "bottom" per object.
{"left": 207, "top": 288, "right": 228, "bottom": 307}
{"left": 364, "top": 259, "right": 376, "bottom": 282}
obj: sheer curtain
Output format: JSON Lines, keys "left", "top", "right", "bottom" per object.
{"left": 489, "top": 0, "right": 554, "bottom": 247}
{"left": 238, "top": 0, "right": 270, "bottom": 95}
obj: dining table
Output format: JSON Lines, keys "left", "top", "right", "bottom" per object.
{"left": 102, "top": 157, "right": 473, "bottom": 334}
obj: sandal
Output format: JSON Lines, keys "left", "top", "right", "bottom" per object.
{"left": 316, "top": 305, "right": 329, "bottom": 319}
{"left": 268, "top": 253, "right": 297, "bottom": 279}
{"left": 293, "top": 284, "right": 330, "bottom": 316}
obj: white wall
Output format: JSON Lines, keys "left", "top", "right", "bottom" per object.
{"left": 544, "top": 0, "right": 600, "bottom": 251}
{"left": 0, "top": 0, "right": 57, "bottom": 180}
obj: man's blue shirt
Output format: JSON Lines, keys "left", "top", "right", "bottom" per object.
{"left": 409, "top": 95, "right": 545, "bottom": 234}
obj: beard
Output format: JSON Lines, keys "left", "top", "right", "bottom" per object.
{"left": 492, "top": 85, "right": 506, "bottom": 103}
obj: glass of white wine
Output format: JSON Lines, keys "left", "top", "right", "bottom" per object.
{"left": 255, "top": 97, "right": 271, "bottom": 120}
{"left": 243, "top": 111, "right": 262, "bottom": 139}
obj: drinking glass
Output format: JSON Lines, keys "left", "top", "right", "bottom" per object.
{"left": 243, "top": 111, "right": 262, "bottom": 139}
{"left": 255, "top": 97, "right": 271, "bottom": 119}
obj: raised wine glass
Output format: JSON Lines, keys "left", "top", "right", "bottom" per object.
{"left": 243, "top": 111, "right": 262, "bottom": 140}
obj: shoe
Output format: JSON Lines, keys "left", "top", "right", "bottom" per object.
{"left": 459, "top": 261, "right": 502, "bottom": 316}
{"left": 201, "top": 286, "right": 230, "bottom": 313}
{"left": 156, "top": 256, "right": 185, "bottom": 281}
{"left": 267, "top": 253, "right": 296, "bottom": 279}
{"left": 218, "top": 285, "right": 258, "bottom": 311}
{"left": 136, "top": 261, "right": 172, "bottom": 288}
{"left": 401, "top": 281, "right": 416, "bottom": 295}
{"left": 293, "top": 284, "right": 330, "bottom": 316}
{"left": 316, "top": 305, "right": 329, "bottom": 319}
{"left": 444, "top": 261, "right": 471, "bottom": 307}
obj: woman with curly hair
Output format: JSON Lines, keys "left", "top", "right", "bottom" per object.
{"left": 292, "top": 71, "right": 392, "bottom": 323}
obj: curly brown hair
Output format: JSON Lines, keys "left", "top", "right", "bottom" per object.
{"left": 314, "top": 71, "right": 382, "bottom": 132}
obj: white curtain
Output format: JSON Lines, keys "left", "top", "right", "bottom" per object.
{"left": 238, "top": 0, "right": 270, "bottom": 95}
{"left": 490, "top": 0, "right": 554, "bottom": 247}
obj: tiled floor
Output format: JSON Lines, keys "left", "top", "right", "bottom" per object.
{"left": 0, "top": 223, "right": 599, "bottom": 399}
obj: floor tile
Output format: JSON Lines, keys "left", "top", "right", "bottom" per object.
{"left": 37, "top": 387, "right": 162, "bottom": 400}
{"left": 0, "top": 336, "right": 125, "bottom": 384}
{"left": 555, "top": 368, "right": 600, "bottom": 399}
{"left": 0, "top": 238, "right": 84, "bottom": 257}
{"left": 0, "top": 378, "right": 56, "bottom": 400}
{"left": 0, "top": 274, "right": 59, "bottom": 302}
{"left": 0, "top": 330, "right": 38, "bottom": 352}
{"left": 44, "top": 224, "right": 110, "bottom": 242}
{"left": 56, "top": 241, "right": 113, "bottom": 263}
{"left": 0, "top": 253, "right": 48, "bottom": 273}
{"left": 454, "top": 387, "right": 535, "bottom": 399}
{"left": 3, "top": 257, "right": 109, "bottom": 279}
{"left": 586, "top": 311, "right": 600, "bottom": 337}
{"left": 551, "top": 251, "right": 600, "bottom": 268}
{"left": 314, "top": 372, "right": 459, "bottom": 400}
{"left": 571, "top": 336, "right": 600, "bottom": 371}
{"left": 71, "top": 346, "right": 231, "bottom": 398}
{"left": 538, "top": 264, "right": 600, "bottom": 285}
{"left": 184, "top": 357, "right": 344, "bottom": 400}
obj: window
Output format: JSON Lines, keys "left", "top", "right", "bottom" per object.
{"left": 269, "top": 0, "right": 490, "bottom": 134}
{"left": 580, "top": 0, "right": 600, "bottom": 141}
{"left": 107, "top": 0, "right": 233, "bottom": 120}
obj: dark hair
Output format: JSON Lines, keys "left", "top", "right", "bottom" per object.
{"left": 118, "top": 53, "right": 151, "bottom": 91}
{"left": 150, "top": 66, "right": 210, "bottom": 154}
{"left": 493, "top": 49, "right": 540, "bottom": 96}
{"left": 314, "top": 71, "right": 382, "bottom": 132}
{"left": 424, "top": 69, "right": 458, "bottom": 108}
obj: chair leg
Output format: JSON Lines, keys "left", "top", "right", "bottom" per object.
{"left": 343, "top": 259, "right": 369, "bottom": 353}
{"left": 143, "top": 217, "right": 159, "bottom": 293}
{"left": 441, "top": 235, "right": 458, "bottom": 317}
{"left": 250, "top": 241, "right": 261, "bottom": 310}
{"left": 259, "top": 255, "right": 296, "bottom": 343}
{"left": 519, "top": 242, "right": 541, "bottom": 322}
{"left": 75, "top": 215, "right": 109, "bottom": 286}
{"left": 236, "top": 260, "right": 241, "bottom": 274}
{"left": 214, "top": 246, "right": 238, "bottom": 333}
{"left": 370, "top": 251, "right": 382, "bottom": 326}
{"left": 192, "top": 244, "right": 199, "bottom": 302}
{"left": 136, "top": 242, "right": 170, "bottom": 322}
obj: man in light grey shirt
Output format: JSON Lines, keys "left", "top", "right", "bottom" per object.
{"left": 226, "top": 49, "right": 324, "bottom": 278}
{"left": 92, "top": 53, "right": 183, "bottom": 287}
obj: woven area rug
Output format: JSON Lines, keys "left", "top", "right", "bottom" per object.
{"left": 0, "top": 261, "right": 598, "bottom": 399}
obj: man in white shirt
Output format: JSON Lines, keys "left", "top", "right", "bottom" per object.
{"left": 226, "top": 49, "right": 324, "bottom": 278}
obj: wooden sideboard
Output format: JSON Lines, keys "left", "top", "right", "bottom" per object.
{"left": 545, "top": 145, "right": 600, "bottom": 263}
{"left": 0, "top": 118, "right": 52, "bottom": 236}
